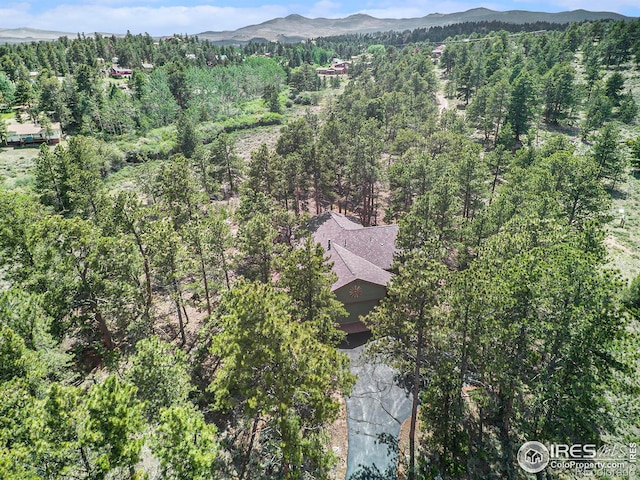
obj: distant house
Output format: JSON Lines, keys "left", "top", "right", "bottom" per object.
{"left": 432, "top": 44, "right": 445, "bottom": 57}
{"left": 332, "top": 61, "right": 351, "bottom": 74}
{"left": 316, "top": 67, "right": 336, "bottom": 75}
{"left": 110, "top": 66, "right": 132, "bottom": 78}
{"left": 310, "top": 211, "right": 398, "bottom": 334}
{"left": 6, "top": 121, "right": 61, "bottom": 146}
{"left": 141, "top": 62, "right": 153, "bottom": 70}
{"left": 316, "top": 60, "right": 352, "bottom": 75}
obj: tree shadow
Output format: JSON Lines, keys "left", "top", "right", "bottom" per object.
{"left": 606, "top": 187, "right": 627, "bottom": 200}
{"left": 339, "top": 331, "right": 372, "bottom": 350}
{"left": 348, "top": 432, "right": 398, "bottom": 480}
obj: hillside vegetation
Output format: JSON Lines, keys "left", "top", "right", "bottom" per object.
{"left": 0, "top": 18, "right": 639, "bottom": 480}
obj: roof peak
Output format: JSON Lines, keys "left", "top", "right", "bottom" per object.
{"left": 330, "top": 243, "right": 392, "bottom": 289}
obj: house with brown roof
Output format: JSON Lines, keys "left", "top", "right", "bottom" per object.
{"left": 310, "top": 211, "right": 398, "bottom": 334}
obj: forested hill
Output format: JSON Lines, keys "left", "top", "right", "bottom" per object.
{"left": 196, "top": 8, "right": 632, "bottom": 43}
{"left": 0, "top": 8, "right": 632, "bottom": 44}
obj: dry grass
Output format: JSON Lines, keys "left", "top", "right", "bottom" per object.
{"left": 0, "top": 144, "right": 40, "bottom": 190}
{"left": 605, "top": 64, "right": 640, "bottom": 283}
{"left": 606, "top": 172, "right": 640, "bottom": 282}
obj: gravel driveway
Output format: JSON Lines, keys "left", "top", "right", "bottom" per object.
{"left": 340, "top": 333, "right": 413, "bottom": 479}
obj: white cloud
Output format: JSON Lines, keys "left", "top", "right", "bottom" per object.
{"left": 5, "top": 4, "right": 291, "bottom": 36}
{"left": 0, "top": 3, "right": 32, "bottom": 27}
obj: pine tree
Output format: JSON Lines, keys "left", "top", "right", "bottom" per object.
{"left": 208, "top": 281, "right": 353, "bottom": 479}
{"left": 365, "top": 253, "right": 450, "bottom": 480}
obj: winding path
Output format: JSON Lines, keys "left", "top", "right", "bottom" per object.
{"left": 436, "top": 91, "right": 450, "bottom": 113}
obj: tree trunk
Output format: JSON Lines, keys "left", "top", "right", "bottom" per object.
{"left": 221, "top": 250, "right": 231, "bottom": 291}
{"left": 94, "top": 308, "right": 114, "bottom": 350}
{"left": 80, "top": 446, "right": 92, "bottom": 477}
{"left": 132, "top": 229, "right": 153, "bottom": 320}
{"left": 409, "top": 328, "right": 423, "bottom": 480}
{"left": 172, "top": 279, "right": 186, "bottom": 345}
{"left": 227, "top": 159, "right": 234, "bottom": 195}
{"left": 239, "top": 416, "right": 260, "bottom": 480}
{"left": 199, "top": 255, "right": 212, "bottom": 316}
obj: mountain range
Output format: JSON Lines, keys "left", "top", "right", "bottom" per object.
{"left": 0, "top": 8, "right": 634, "bottom": 45}
{"left": 197, "top": 8, "right": 632, "bottom": 44}
{"left": 0, "top": 27, "right": 80, "bottom": 44}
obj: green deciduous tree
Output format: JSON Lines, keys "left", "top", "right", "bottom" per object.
{"left": 0, "top": 72, "right": 15, "bottom": 109}
{"left": 141, "top": 69, "right": 179, "bottom": 128}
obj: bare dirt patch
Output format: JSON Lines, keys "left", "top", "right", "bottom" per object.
{"left": 328, "top": 394, "right": 348, "bottom": 480}
{"left": 436, "top": 91, "right": 450, "bottom": 113}
{"left": 605, "top": 234, "right": 633, "bottom": 255}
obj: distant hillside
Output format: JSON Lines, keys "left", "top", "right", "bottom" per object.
{"left": 197, "top": 8, "right": 633, "bottom": 44}
{"left": 0, "top": 27, "right": 73, "bottom": 44}
{"left": 0, "top": 27, "right": 125, "bottom": 44}
{"left": 0, "top": 8, "right": 633, "bottom": 45}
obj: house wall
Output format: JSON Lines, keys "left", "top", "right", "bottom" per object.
{"left": 334, "top": 281, "right": 386, "bottom": 327}
{"left": 7, "top": 131, "right": 60, "bottom": 146}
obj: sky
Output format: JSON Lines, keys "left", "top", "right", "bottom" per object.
{"left": 1, "top": 0, "right": 638, "bottom": 37}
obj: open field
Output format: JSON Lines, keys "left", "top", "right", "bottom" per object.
{"left": 0, "top": 144, "right": 39, "bottom": 190}
{"left": 607, "top": 172, "right": 640, "bottom": 282}
{"left": 605, "top": 65, "right": 640, "bottom": 283}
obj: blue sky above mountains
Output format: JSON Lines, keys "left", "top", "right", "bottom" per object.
{"left": 1, "top": 0, "right": 638, "bottom": 36}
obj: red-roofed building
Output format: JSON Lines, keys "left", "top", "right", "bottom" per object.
{"left": 316, "top": 60, "right": 352, "bottom": 75}
{"left": 310, "top": 211, "right": 398, "bottom": 333}
{"left": 110, "top": 66, "right": 132, "bottom": 78}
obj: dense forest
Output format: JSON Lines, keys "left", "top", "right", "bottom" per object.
{"left": 0, "top": 16, "right": 639, "bottom": 480}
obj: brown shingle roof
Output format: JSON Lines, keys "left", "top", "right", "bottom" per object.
{"left": 337, "top": 225, "right": 398, "bottom": 270}
{"left": 7, "top": 122, "right": 61, "bottom": 136}
{"left": 329, "top": 244, "right": 392, "bottom": 290}
{"left": 310, "top": 211, "right": 397, "bottom": 291}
